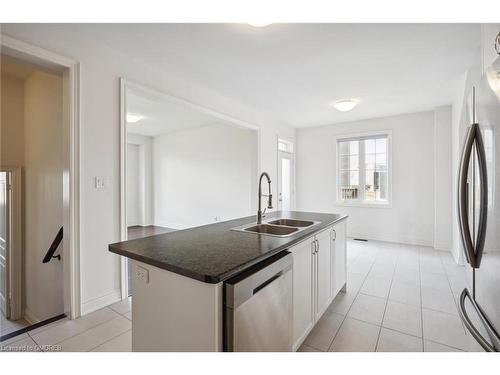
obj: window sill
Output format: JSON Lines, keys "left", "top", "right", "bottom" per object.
{"left": 335, "top": 201, "right": 392, "bottom": 209}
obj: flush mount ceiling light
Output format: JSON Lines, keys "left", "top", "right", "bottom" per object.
{"left": 330, "top": 99, "right": 360, "bottom": 112}
{"left": 126, "top": 113, "right": 143, "bottom": 123}
{"left": 247, "top": 22, "right": 272, "bottom": 28}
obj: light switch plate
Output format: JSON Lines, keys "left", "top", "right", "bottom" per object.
{"left": 136, "top": 266, "right": 149, "bottom": 284}
{"left": 94, "top": 176, "right": 110, "bottom": 189}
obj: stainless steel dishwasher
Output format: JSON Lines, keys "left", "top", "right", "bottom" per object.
{"left": 224, "top": 251, "right": 293, "bottom": 352}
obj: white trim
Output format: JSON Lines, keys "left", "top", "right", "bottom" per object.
{"left": 334, "top": 130, "right": 393, "bottom": 207}
{"left": 119, "top": 78, "right": 263, "bottom": 300}
{"left": 81, "top": 289, "right": 121, "bottom": 316}
{"left": 0, "top": 167, "right": 23, "bottom": 320}
{"left": 1, "top": 34, "right": 81, "bottom": 319}
{"left": 23, "top": 307, "right": 41, "bottom": 325}
{"left": 276, "top": 135, "right": 296, "bottom": 211}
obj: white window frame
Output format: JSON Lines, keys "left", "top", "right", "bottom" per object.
{"left": 335, "top": 130, "right": 393, "bottom": 208}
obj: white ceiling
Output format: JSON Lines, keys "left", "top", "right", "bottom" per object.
{"left": 85, "top": 24, "right": 480, "bottom": 128}
{"left": 126, "top": 89, "right": 226, "bottom": 136}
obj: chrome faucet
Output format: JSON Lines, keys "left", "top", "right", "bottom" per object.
{"left": 257, "top": 172, "right": 273, "bottom": 224}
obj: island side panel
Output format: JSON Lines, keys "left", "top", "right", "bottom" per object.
{"left": 131, "top": 260, "right": 223, "bottom": 351}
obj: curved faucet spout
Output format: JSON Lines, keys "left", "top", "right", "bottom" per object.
{"left": 257, "top": 172, "right": 273, "bottom": 224}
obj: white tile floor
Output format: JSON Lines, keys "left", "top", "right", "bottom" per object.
{"left": 299, "top": 239, "right": 484, "bottom": 352}
{"left": 1, "top": 310, "right": 30, "bottom": 337}
{"left": 0, "top": 297, "right": 132, "bottom": 352}
{"left": 0, "top": 239, "right": 483, "bottom": 352}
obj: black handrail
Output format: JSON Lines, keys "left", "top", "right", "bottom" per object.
{"left": 42, "top": 227, "right": 63, "bottom": 263}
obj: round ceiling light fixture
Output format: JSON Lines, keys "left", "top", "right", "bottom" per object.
{"left": 126, "top": 113, "right": 143, "bottom": 123}
{"left": 331, "top": 99, "right": 360, "bottom": 112}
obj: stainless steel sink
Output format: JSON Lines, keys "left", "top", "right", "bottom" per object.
{"left": 267, "top": 219, "right": 315, "bottom": 227}
{"left": 243, "top": 224, "right": 299, "bottom": 236}
{"left": 231, "top": 218, "right": 321, "bottom": 237}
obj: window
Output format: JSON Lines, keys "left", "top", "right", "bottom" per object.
{"left": 278, "top": 139, "right": 294, "bottom": 153}
{"left": 336, "top": 132, "right": 390, "bottom": 205}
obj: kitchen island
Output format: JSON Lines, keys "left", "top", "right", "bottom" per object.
{"left": 109, "top": 211, "right": 347, "bottom": 351}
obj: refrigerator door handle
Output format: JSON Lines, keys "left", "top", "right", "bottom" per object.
{"left": 458, "top": 123, "right": 488, "bottom": 268}
{"left": 459, "top": 288, "right": 500, "bottom": 352}
{"left": 473, "top": 124, "right": 488, "bottom": 267}
{"left": 458, "top": 124, "right": 478, "bottom": 267}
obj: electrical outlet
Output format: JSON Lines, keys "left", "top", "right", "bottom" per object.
{"left": 136, "top": 266, "right": 149, "bottom": 284}
{"left": 214, "top": 216, "right": 221, "bottom": 222}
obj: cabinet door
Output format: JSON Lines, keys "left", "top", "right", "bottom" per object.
{"left": 333, "top": 221, "right": 347, "bottom": 295}
{"left": 291, "top": 239, "right": 314, "bottom": 348}
{"left": 315, "top": 228, "right": 332, "bottom": 320}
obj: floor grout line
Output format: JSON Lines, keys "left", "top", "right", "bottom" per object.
{"left": 28, "top": 309, "right": 126, "bottom": 351}
{"left": 326, "top": 241, "right": 374, "bottom": 352}
{"left": 373, "top": 244, "right": 398, "bottom": 352}
{"left": 87, "top": 328, "right": 132, "bottom": 352}
{"left": 418, "top": 245, "right": 425, "bottom": 352}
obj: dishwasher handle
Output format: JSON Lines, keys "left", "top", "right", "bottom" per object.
{"left": 253, "top": 271, "right": 284, "bottom": 295}
{"left": 224, "top": 251, "right": 293, "bottom": 309}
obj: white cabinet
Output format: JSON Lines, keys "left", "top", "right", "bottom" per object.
{"left": 291, "top": 219, "right": 347, "bottom": 351}
{"left": 332, "top": 220, "right": 347, "bottom": 295}
{"left": 290, "top": 237, "right": 314, "bottom": 347}
{"left": 314, "top": 228, "right": 332, "bottom": 321}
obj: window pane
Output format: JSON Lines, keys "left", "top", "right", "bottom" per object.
{"left": 340, "top": 155, "right": 348, "bottom": 170}
{"left": 377, "top": 171, "right": 388, "bottom": 200}
{"left": 339, "top": 155, "right": 359, "bottom": 170}
{"left": 365, "top": 153, "right": 375, "bottom": 170}
{"left": 339, "top": 170, "right": 359, "bottom": 200}
{"left": 365, "top": 170, "right": 388, "bottom": 201}
{"left": 340, "top": 171, "right": 349, "bottom": 186}
{"left": 376, "top": 153, "right": 387, "bottom": 170}
{"left": 376, "top": 138, "right": 387, "bottom": 153}
{"left": 365, "top": 170, "right": 375, "bottom": 201}
{"left": 339, "top": 140, "right": 359, "bottom": 155}
{"left": 365, "top": 139, "right": 375, "bottom": 154}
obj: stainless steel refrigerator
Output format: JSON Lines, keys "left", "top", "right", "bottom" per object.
{"left": 457, "top": 55, "right": 500, "bottom": 351}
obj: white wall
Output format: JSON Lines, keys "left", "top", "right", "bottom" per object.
{"left": 153, "top": 123, "right": 258, "bottom": 229}
{"left": 297, "top": 111, "right": 437, "bottom": 246}
{"left": 1, "top": 25, "right": 296, "bottom": 314}
{"left": 23, "top": 70, "right": 64, "bottom": 322}
{"left": 126, "top": 134, "right": 153, "bottom": 227}
{"left": 0, "top": 74, "right": 25, "bottom": 167}
{"left": 434, "top": 106, "right": 453, "bottom": 250}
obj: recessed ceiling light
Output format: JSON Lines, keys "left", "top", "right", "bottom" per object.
{"left": 126, "top": 113, "right": 143, "bottom": 123}
{"left": 248, "top": 22, "right": 272, "bottom": 28}
{"left": 330, "top": 99, "right": 360, "bottom": 112}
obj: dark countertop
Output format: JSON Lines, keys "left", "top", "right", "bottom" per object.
{"left": 108, "top": 211, "right": 347, "bottom": 284}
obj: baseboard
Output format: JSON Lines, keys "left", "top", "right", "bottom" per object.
{"left": 348, "top": 231, "right": 433, "bottom": 248}
{"left": 81, "top": 289, "right": 121, "bottom": 316}
{"left": 23, "top": 308, "right": 41, "bottom": 325}
{"left": 433, "top": 245, "right": 452, "bottom": 252}
{"left": 154, "top": 221, "right": 188, "bottom": 230}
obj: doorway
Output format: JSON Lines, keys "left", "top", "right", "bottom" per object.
{"left": 119, "top": 79, "right": 261, "bottom": 298}
{"left": 0, "top": 36, "right": 81, "bottom": 340}
{"left": 277, "top": 138, "right": 295, "bottom": 212}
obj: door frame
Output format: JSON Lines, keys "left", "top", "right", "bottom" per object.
{"left": 119, "top": 78, "right": 262, "bottom": 299}
{"left": 276, "top": 136, "right": 296, "bottom": 211}
{"left": 0, "top": 168, "right": 22, "bottom": 320}
{"left": 1, "top": 35, "right": 82, "bottom": 319}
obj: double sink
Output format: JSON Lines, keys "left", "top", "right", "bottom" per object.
{"left": 231, "top": 218, "right": 321, "bottom": 238}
